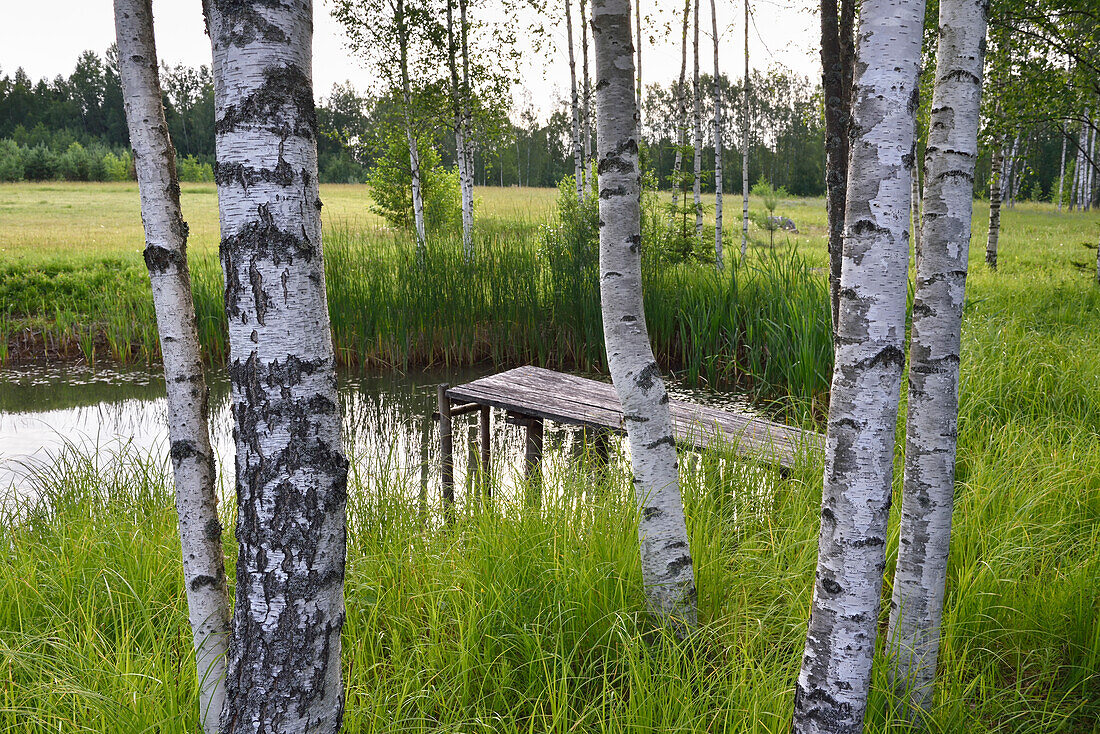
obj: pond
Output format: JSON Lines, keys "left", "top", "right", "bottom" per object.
{"left": 0, "top": 363, "right": 756, "bottom": 506}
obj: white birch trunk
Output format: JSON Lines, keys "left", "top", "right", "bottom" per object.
{"left": 692, "top": 0, "right": 703, "bottom": 236}
{"left": 791, "top": 0, "right": 924, "bottom": 728}
{"left": 1087, "top": 115, "right": 1096, "bottom": 210}
{"left": 911, "top": 160, "right": 921, "bottom": 264}
{"left": 593, "top": 0, "right": 698, "bottom": 634}
{"left": 1057, "top": 126, "right": 1067, "bottom": 212}
{"left": 581, "top": 0, "right": 593, "bottom": 196}
{"left": 670, "top": 0, "right": 691, "bottom": 218}
{"left": 711, "top": 0, "right": 723, "bottom": 271}
{"left": 986, "top": 139, "right": 1002, "bottom": 269}
{"left": 204, "top": 1, "right": 349, "bottom": 730}
{"left": 565, "top": 0, "right": 585, "bottom": 199}
{"left": 114, "top": 2, "right": 229, "bottom": 730}
{"left": 459, "top": 0, "right": 475, "bottom": 235}
{"left": 446, "top": 0, "right": 472, "bottom": 257}
{"left": 741, "top": 0, "right": 749, "bottom": 259}
{"left": 1071, "top": 122, "right": 1083, "bottom": 211}
{"left": 887, "top": 0, "right": 987, "bottom": 715}
{"left": 396, "top": 0, "right": 427, "bottom": 252}
{"left": 635, "top": 0, "right": 643, "bottom": 142}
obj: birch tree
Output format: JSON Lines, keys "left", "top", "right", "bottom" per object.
{"left": 332, "top": 0, "right": 430, "bottom": 253}
{"left": 740, "top": 0, "right": 749, "bottom": 259}
{"left": 887, "top": 0, "right": 988, "bottom": 716}
{"left": 986, "top": 138, "right": 1002, "bottom": 269}
{"left": 692, "top": 0, "right": 704, "bottom": 236}
{"left": 593, "top": 0, "right": 698, "bottom": 634}
{"left": 459, "top": 0, "right": 475, "bottom": 226}
{"left": 581, "top": 0, "right": 594, "bottom": 195}
{"left": 114, "top": 2, "right": 228, "bottom": 730}
{"left": 820, "top": 0, "right": 856, "bottom": 337}
{"left": 711, "top": 0, "right": 723, "bottom": 270}
{"left": 1057, "top": 124, "right": 1067, "bottom": 211}
{"left": 565, "top": 0, "right": 585, "bottom": 198}
{"left": 446, "top": 0, "right": 472, "bottom": 255}
{"left": 791, "top": 0, "right": 924, "bottom": 728}
{"left": 204, "top": 1, "right": 350, "bottom": 730}
{"left": 670, "top": 0, "right": 691, "bottom": 216}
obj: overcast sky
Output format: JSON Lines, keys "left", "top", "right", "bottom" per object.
{"left": 0, "top": 0, "right": 820, "bottom": 122}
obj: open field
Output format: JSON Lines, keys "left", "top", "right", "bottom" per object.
{"left": 1, "top": 183, "right": 1099, "bottom": 731}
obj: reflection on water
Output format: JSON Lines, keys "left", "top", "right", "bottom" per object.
{"left": 0, "top": 364, "right": 760, "bottom": 506}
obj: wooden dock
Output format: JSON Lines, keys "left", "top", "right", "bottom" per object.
{"left": 435, "top": 366, "right": 822, "bottom": 502}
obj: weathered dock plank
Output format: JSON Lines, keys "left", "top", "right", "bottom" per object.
{"left": 446, "top": 366, "right": 821, "bottom": 470}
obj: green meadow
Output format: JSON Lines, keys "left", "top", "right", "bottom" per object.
{"left": 1, "top": 182, "right": 1099, "bottom": 731}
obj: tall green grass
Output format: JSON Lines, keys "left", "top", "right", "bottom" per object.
{"left": 1, "top": 216, "right": 833, "bottom": 407}
{"left": 3, "top": 362, "right": 1098, "bottom": 733}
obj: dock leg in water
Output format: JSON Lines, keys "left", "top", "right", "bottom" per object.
{"left": 479, "top": 406, "right": 491, "bottom": 500}
{"left": 525, "top": 416, "right": 543, "bottom": 507}
{"left": 437, "top": 385, "right": 454, "bottom": 519}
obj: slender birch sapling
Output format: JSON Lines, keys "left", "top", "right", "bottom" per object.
{"left": 791, "top": 0, "right": 925, "bottom": 729}
{"left": 114, "top": 2, "right": 229, "bottom": 729}
{"left": 593, "top": 0, "right": 698, "bottom": 634}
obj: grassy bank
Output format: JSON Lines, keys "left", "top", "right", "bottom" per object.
{"left": 0, "top": 183, "right": 832, "bottom": 409}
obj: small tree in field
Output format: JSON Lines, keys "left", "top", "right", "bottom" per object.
{"left": 368, "top": 132, "right": 463, "bottom": 237}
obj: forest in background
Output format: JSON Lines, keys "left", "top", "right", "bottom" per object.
{"left": 0, "top": 44, "right": 1072, "bottom": 202}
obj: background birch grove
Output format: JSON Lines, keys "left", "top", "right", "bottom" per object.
{"left": 0, "top": 0, "right": 1099, "bottom": 731}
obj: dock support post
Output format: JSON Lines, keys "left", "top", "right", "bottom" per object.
{"left": 594, "top": 429, "right": 611, "bottom": 467}
{"left": 437, "top": 384, "right": 454, "bottom": 516}
{"left": 479, "top": 406, "right": 491, "bottom": 499}
{"left": 466, "top": 424, "right": 478, "bottom": 502}
{"left": 524, "top": 416, "right": 543, "bottom": 507}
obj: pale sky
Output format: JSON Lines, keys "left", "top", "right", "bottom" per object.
{"left": 0, "top": 0, "right": 821, "bottom": 122}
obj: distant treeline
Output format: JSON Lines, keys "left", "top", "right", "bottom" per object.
{"left": 1, "top": 49, "right": 1069, "bottom": 200}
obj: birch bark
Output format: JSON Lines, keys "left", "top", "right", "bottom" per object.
{"left": 581, "top": 0, "right": 594, "bottom": 195}
{"left": 635, "top": 0, "right": 643, "bottom": 141}
{"left": 446, "top": 0, "right": 472, "bottom": 256}
{"left": 593, "top": 0, "right": 698, "bottom": 634}
{"left": 670, "top": 0, "right": 691, "bottom": 219}
{"left": 820, "top": 0, "right": 856, "bottom": 340}
{"left": 396, "top": 0, "right": 427, "bottom": 252}
{"left": 459, "top": 0, "right": 475, "bottom": 227}
{"left": 565, "top": 0, "right": 585, "bottom": 199}
{"left": 204, "top": 1, "right": 349, "bottom": 730}
{"left": 1057, "top": 126, "right": 1067, "bottom": 212}
{"left": 791, "top": 0, "right": 924, "bottom": 729}
{"left": 692, "top": 0, "right": 703, "bottom": 236}
{"left": 711, "top": 0, "right": 723, "bottom": 271}
{"left": 887, "top": 0, "right": 988, "bottom": 716}
{"left": 911, "top": 161, "right": 922, "bottom": 263}
{"left": 114, "top": 2, "right": 229, "bottom": 730}
{"left": 986, "top": 139, "right": 1002, "bottom": 269}
{"left": 740, "top": 0, "right": 749, "bottom": 259}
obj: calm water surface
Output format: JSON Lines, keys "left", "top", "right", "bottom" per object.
{"left": 0, "top": 363, "right": 754, "bottom": 502}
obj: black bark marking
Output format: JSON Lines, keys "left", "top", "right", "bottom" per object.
{"left": 214, "top": 158, "right": 295, "bottom": 188}
{"left": 144, "top": 245, "right": 184, "bottom": 274}
{"left": 215, "top": 64, "right": 317, "bottom": 140}
{"left": 645, "top": 436, "right": 676, "bottom": 450}
{"left": 634, "top": 362, "right": 661, "bottom": 390}
{"left": 190, "top": 574, "right": 221, "bottom": 592}
{"left": 170, "top": 439, "right": 201, "bottom": 468}
{"left": 643, "top": 506, "right": 663, "bottom": 520}
{"left": 212, "top": 0, "right": 289, "bottom": 45}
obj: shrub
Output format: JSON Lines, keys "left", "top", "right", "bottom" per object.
{"left": 367, "top": 133, "right": 463, "bottom": 236}
{"left": 177, "top": 155, "right": 213, "bottom": 182}
{"left": 0, "top": 139, "right": 25, "bottom": 182}
{"left": 22, "top": 145, "right": 60, "bottom": 180}
{"left": 102, "top": 151, "right": 134, "bottom": 182}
